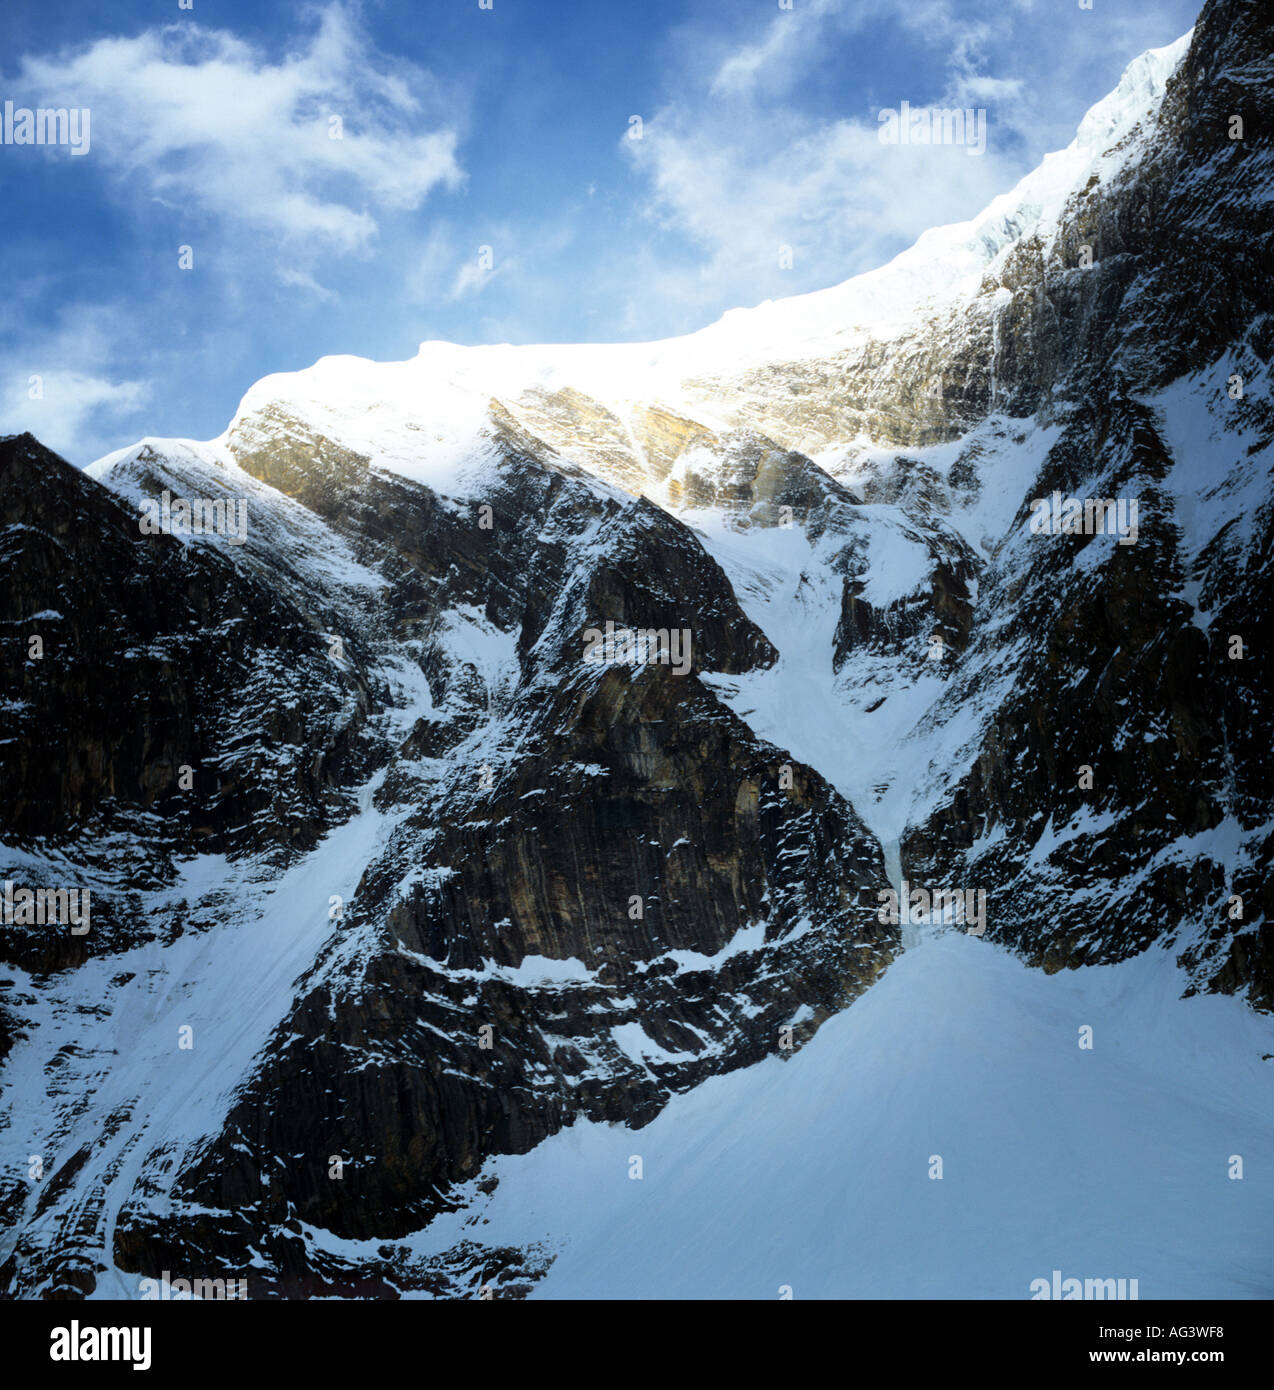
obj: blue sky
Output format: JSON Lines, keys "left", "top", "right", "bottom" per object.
{"left": 1, "top": 0, "right": 1199, "bottom": 463}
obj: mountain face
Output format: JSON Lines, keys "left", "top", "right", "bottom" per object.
{"left": 1, "top": 0, "right": 1271, "bottom": 1299}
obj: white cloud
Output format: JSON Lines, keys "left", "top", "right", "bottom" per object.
{"left": 707, "top": 0, "right": 1019, "bottom": 102}
{"left": 1, "top": 307, "right": 152, "bottom": 464}
{"left": 276, "top": 267, "right": 338, "bottom": 303}
{"left": 613, "top": 0, "right": 1160, "bottom": 336}
{"left": 620, "top": 100, "right": 1014, "bottom": 336}
{"left": 15, "top": 3, "right": 464, "bottom": 253}
{"left": 450, "top": 257, "right": 501, "bottom": 301}
{"left": 709, "top": 0, "right": 840, "bottom": 99}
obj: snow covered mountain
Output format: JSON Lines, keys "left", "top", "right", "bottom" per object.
{"left": 1, "top": 0, "right": 1271, "bottom": 1298}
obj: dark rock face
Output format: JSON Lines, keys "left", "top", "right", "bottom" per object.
{"left": 902, "top": 395, "right": 1261, "bottom": 975}
{"left": 145, "top": 665, "right": 890, "bottom": 1294}
{"left": 0, "top": 433, "right": 378, "bottom": 970}
{"left": 895, "top": 0, "right": 1274, "bottom": 1003}
{"left": 0, "top": 415, "right": 896, "bottom": 1298}
{"left": 0, "top": 435, "right": 360, "bottom": 841}
{"left": 834, "top": 525, "right": 979, "bottom": 670}
{"left": 104, "top": 435, "right": 893, "bottom": 1295}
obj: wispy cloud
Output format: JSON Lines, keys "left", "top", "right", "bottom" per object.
{"left": 276, "top": 267, "right": 338, "bottom": 303}
{"left": 611, "top": 0, "right": 1170, "bottom": 336}
{"left": 15, "top": 3, "right": 464, "bottom": 252}
{"left": 709, "top": 0, "right": 842, "bottom": 99}
{"left": 450, "top": 253, "right": 506, "bottom": 302}
{"left": 620, "top": 30, "right": 1018, "bottom": 331}
{"left": 0, "top": 2, "right": 472, "bottom": 459}
{"left": 1, "top": 306, "right": 151, "bottom": 464}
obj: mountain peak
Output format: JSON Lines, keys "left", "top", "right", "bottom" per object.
{"left": 161, "top": 26, "right": 1194, "bottom": 508}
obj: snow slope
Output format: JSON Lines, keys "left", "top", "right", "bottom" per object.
{"left": 412, "top": 929, "right": 1274, "bottom": 1299}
